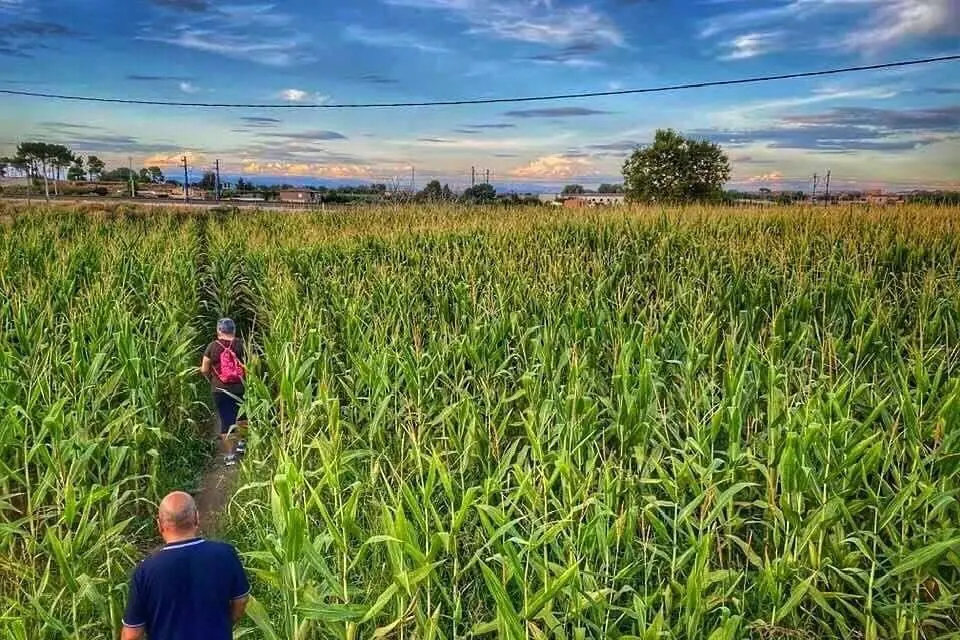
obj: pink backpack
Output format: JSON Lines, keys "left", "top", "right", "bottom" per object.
{"left": 215, "top": 340, "right": 245, "bottom": 384}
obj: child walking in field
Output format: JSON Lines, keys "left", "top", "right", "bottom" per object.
{"left": 200, "top": 318, "right": 247, "bottom": 466}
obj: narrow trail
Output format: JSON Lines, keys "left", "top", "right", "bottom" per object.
{"left": 191, "top": 212, "right": 238, "bottom": 538}
{"left": 190, "top": 211, "right": 264, "bottom": 538}
{"left": 195, "top": 423, "right": 239, "bottom": 537}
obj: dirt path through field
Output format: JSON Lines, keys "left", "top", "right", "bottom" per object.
{"left": 195, "top": 456, "right": 238, "bottom": 537}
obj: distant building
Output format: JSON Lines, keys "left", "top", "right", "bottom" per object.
{"left": 278, "top": 189, "right": 320, "bottom": 204}
{"left": 167, "top": 186, "right": 209, "bottom": 200}
{"left": 562, "top": 194, "right": 626, "bottom": 207}
{"left": 865, "top": 192, "right": 903, "bottom": 205}
{"left": 0, "top": 177, "right": 31, "bottom": 188}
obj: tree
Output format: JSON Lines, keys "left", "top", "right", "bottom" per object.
{"left": 48, "top": 145, "right": 75, "bottom": 195}
{"left": 197, "top": 171, "right": 217, "bottom": 190}
{"left": 441, "top": 184, "right": 453, "bottom": 201}
{"left": 0, "top": 157, "right": 7, "bottom": 178}
{"left": 462, "top": 183, "right": 496, "bottom": 204}
{"left": 87, "top": 156, "right": 105, "bottom": 181}
{"left": 68, "top": 156, "right": 87, "bottom": 181}
{"left": 15, "top": 142, "right": 53, "bottom": 199}
{"left": 622, "top": 129, "right": 730, "bottom": 203}
{"left": 146, "top": 166, "right": 164, "bottom": 183}
{"left": 597, "top": 183, "right": 623, "bottom": 194}
{"left": 102, "top": 167, "right": 136, "bottom": 182}
{"left": 418, "top": 179, "right": 445, "bottom": 201}
{"left": 561, "top": 184, "right": 585, "bottom": 195}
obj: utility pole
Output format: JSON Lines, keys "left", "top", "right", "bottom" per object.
{"left": 182, "top": 156, "right": 189, "bottom": 203}
{"left": 811, "top": 173, "right": 819, "bottom": 203}
{"left": 128, "top": 157, "right": 135, "bottom": 199}
{"left": 824, "top": 170, "right": 831, "bottom": 206}
{"left": 471, "top": 166, "right": 476, "bottom": 187}
{"left": 484, "top": 168, "right": 490, "bottom": 185}
{"left": 411, "top": 166, "right": 415, "bottom": 192}
{"left": 215, "top": 159, "right": 221, "bottom": 202}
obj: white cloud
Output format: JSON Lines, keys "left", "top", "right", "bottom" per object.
{"left": 278, "top": 89, "right": 329, "bottom": 103}
{"left": 509, "top": 154, "right": 598, "bottom": 180}
{"left": 720, "top": 31, "right": 782, "bottom": 60}
{"left": 141, "top": 5, "right": 310, "bottom": 66}
{"left": 383, "top": 0, "right": 623, "bottom": 48}
{"left": 343, "top": 25, "right": 448, "bottom": 52}
{"left": 242, "top": 161, "right": 375, "bottom": 178}
{"left": 179, "top": 81, "right": 199, "bottom": 94}
{"left": 144, "top": 151, "right": 206, "bottom": 167}
{"left": 700, "top": 0, "right": 955, "bottom": 55}
{"left": 715, "top": 86, "right": 899, "bottom": 127}
{"left": 146, "top": 27, "right": 306, "bottom": 66}
{"left": 842, "top": 0, "right": 960, "bottom": 51}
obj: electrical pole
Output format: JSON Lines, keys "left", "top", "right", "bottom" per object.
{"left": 182, "top": 156, "right": 189, "bottom": 203}
{"left": 811, "top": 173, "right": 818, "bottom": 203}
{"left": 411, "top": 166, "right": 415, "bottom": 192}
{"left": 471, "top": 166, "right": 476, "bottom": 187}
{"left": 128, "top": 157, "right": 135, "bottom": 198}
{"left": 215, "top": 159, "right": 221, "bottom": 202}
{"left": 824, "top": 170, "right": 831, "bottom": 206}
{"left": 485, "top": 169, "right": 490, "bottom": 185}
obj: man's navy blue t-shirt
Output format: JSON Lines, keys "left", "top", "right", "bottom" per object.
{"left": 123, "top": 538, "right": 250, "bottom": 640}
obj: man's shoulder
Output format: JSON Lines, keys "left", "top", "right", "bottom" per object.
{"left": 199, "top": 539, "right": 243, "bottom": 563}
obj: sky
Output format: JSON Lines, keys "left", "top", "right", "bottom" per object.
{"left": 0, "top": 0, "right": 958, "bottom": 191}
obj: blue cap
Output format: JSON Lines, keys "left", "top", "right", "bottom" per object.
{"left": 217, "top": 318, "right": 236, "bottom": 336}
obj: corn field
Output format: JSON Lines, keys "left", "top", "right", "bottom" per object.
{"left": 1, "top": 204, "right": 959, "bottom": 639}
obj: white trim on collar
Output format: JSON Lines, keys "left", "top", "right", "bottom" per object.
{"left": 163, "top": 538, "right": 206, "bottom": 551}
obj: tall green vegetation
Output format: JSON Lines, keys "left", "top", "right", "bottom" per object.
{"left": 1, "top": 203, "right": 958, "bottom": 639}
{"left": 0, "top": 210, "right": 210, "bottom": 638}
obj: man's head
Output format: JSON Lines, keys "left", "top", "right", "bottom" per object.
{"left": 157, "top": 491, "right": 200, "bottom": 542}
{"left": 217, "top": 318, "right": 236, "bottom": 339}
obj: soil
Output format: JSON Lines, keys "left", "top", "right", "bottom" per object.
{"left": 193, "top": 421, "right": 245, "bottom": 538}
{"left": 195, "top": 455, "right": 239, "bottom": 537}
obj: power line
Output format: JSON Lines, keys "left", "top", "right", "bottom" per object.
{"left": 0, "top": 55, "right": 957, "bottom": 110}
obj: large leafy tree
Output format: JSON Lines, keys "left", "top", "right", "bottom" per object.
{"left": 86, "top": 155, "right": 105, "bottom": 181}
{"left": 462, "top": 183, "right": 496, "bottom": 204}
{"left": 68, "top": 156, "right": 87, "bottom": 181}
{"left": 561, "top": 184, "right": 585, "bottom": 195}
{"left": 622, "top": 129, "right": 730, "bottom": 203}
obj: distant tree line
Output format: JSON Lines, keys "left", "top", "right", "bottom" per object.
{"left": 0, "top": 141, "right": 167, "bottom": 198}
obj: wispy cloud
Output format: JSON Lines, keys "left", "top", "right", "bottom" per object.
{"left": 842, "top": 0, "right": 960, "bottom": 51}
{"left": 504, "top": 107, "right": 611, "bottom": 118}
{"left": 343, "top": 25, "right": 447, "bottom": 52}
{"left": 141, "top": 4, "right": 309, "bottom": 65}
{"left": 694, "top": 105, "right": 960, "bottom": 153}
{"left": 528, "top": 41, "right": 605, "bottom": 67}
{"left": 719, "top": 31, "right": 782, "bottom": 60}
{"left": 509, "top": 154, "right": 598, "bottom": 180}
{"left": 0, "top": 20, "right": 79, "bottom": 57}
{"left": 278, "top": 88, "right": 329, "bottom": 103}
{"left": 179, "top": 81, "right": 199, "bottom": 94}
{"left": 700, "top": 0, "right": 958, "bottom": 56}
{"left": 260, "top": 130, "right": 348, "bottom": 141}
{"left": 359, "top": 74, "right": 399, "bottom": 85}
{"left": 240, "top": 116, "right": 282, "bottom": 127}
{"left": 150, "top": 0, "right": 211, "bottom": 12}
{"left": 241, "top": 161, "right": 375, "bottom": 179}
{"left": 145, "top": 27, "right": 307, "bottom": 65}
{"left": 383, "top": 0, "right": 623, "bottom": 48}
{"left": 127, "top": 74, "right": 192, "bottom": 82}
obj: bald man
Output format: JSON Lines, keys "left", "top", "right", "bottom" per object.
{"left": 121, "top": 492, "right": 250, "bottom": 640}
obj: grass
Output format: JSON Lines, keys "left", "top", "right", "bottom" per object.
{"left": 1, "top": 203, "right": 959, "bottom": 639}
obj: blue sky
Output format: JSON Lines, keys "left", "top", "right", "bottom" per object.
{"left": 0, "top": 0, "right": 958, "bottom": 190}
